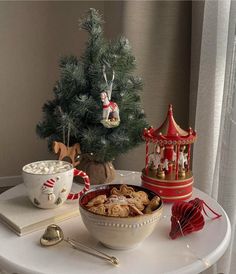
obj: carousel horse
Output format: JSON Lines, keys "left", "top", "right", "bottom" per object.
{"left": 53, "top": 141, "right": 81, "bottom": 167}
{"left": 100, "top": 91, "right": 120, "bottom": 121}
{"left": 148, "top": 152, "right": 161, "bottom": 169}
{"left": 178, "top": 151, "right": 188, "bottom": 170}
{"left": 163, "top": 158, "right": 169, "bottom": 171}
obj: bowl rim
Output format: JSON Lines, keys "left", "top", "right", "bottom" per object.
{"left": 79, "top": 183, "right": 163, "bottom": 219}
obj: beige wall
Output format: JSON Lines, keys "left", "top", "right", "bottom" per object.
{"left": 0, "top": 1, "right": 104, "bottom": 177}
{"left": 114, "top": 1, "right": 191, "bottom": 171}
{"left": 0, "top": 1, "right": 191, "bottom": 177}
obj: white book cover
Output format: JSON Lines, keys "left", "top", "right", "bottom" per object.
{"left": 0, "top": 195, "right": 80, "bottom": 236}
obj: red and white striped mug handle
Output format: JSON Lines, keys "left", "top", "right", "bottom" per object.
{"left": 67, "top": 169, "right": 90, "bottom": 200}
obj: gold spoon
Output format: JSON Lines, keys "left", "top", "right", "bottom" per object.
{"left": 40, "top": 224, "right": 119, "bottom": 266}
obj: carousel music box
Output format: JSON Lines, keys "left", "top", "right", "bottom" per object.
{"left": 141, "top": 105, "right": 197, "bottom": 202}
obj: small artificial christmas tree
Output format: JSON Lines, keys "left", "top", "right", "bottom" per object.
{"left": 36, "top": 9, "right": 147, "bottom": 184}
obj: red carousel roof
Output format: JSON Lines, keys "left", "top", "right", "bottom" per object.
{"left": 143, "top": 105, "right": 197, "bottom": 145}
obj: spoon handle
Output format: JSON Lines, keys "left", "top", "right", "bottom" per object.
{"left": 65, "top": 238, "right": 119, "bottom": 266}
{"left": 69, "top": 238, "right": 118, "bottom": 262}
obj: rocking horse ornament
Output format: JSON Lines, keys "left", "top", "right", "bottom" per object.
{"left": 100, "top": 65, "right": 120, "bottom": 128}
{"left": 53, "top": 141, "right": 81, "bottom": 167}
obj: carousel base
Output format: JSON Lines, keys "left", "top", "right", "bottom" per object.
{"left": 141, "top": 169, "right": 193, "bottom": 203}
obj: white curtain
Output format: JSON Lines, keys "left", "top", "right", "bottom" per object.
{"left": 191, "top": 0, "right": 236, "bottom": 273}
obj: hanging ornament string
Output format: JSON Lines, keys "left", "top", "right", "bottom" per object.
{"left": 189, "top": 198, "right": 222, "bottom": 220}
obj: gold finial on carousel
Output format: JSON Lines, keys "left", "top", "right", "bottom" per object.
{"left": 168, "top": 104, "right": 173, "bottom": 113}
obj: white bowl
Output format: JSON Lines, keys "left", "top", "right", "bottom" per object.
{"left": 79, "top": 184, "right": 163, "bottom": 250}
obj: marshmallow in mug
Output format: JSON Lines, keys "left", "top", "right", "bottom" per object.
{"left": 23, "top": 161, "right": 71, "bottom": 174}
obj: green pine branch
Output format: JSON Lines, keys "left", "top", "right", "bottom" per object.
{"left": 36, "top": 9, "right": 148, "bottom": 162}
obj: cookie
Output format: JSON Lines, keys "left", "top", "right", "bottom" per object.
{"left": 106, "top": 195, "right": 128, "bottom": 205}
{"left": 88, "top": 204, "right": 107, "bottom": 215}
{"left": 144, "top": 196, "right": 161, "bottom": 214}
{"left": 85, "top": 195, "right": 107, "bottom": 208}
{"left": 127, "top": 197, "right": 145, "bottom": 211}
{"left": 85, "top": 184, "right": 158, "bottom": 217}
{"left": 107, "top": 204, "right": 130, "bottom": 217}
{"left": 132, "top": 191, "right": 150, "bottom": 205}
{"left": 110, "top": 187, "right": 121, "bottom": 196}
{"left": 128, "top": 204, "right": 144, "bottom": 216}
{"left": 120, "top": 185, "right": 135, "bottom": 197}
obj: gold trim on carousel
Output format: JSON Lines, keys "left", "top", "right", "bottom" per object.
{"left": 143, "top": 181, "right": 193, "bottom": 189}
{"left": 156, "top": 140, "right": 196, "bottom": 145}
{"left": 141, "top": 172, "right": 193, "bottom": 183}
{"left": 161, "top": 192, "right": 193, "bottom": 200}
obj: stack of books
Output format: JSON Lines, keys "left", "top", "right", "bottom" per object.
{"left": 0, "top": 195, "right": 80, "bottom": 236}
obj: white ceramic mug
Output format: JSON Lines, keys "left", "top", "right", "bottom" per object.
{"left": 22, "top": 160, "right": 90, "bottom": 209}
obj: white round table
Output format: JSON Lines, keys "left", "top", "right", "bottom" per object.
{"left": 0, "top": 171, "right": 231, "bottom": 274}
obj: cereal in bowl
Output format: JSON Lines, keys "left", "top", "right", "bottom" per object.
{"left": 85, "top": 184, "right": 161, "bottom": 217}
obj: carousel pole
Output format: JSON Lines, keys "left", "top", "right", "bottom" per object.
{"left": 175, "top": 144, "right": 180, "bottom": 180}
{"left": 187, "top": 144, "right": 191, "bottom": 171}
{"left": 145, "top": 139, "right": 149, "bottom": 175}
